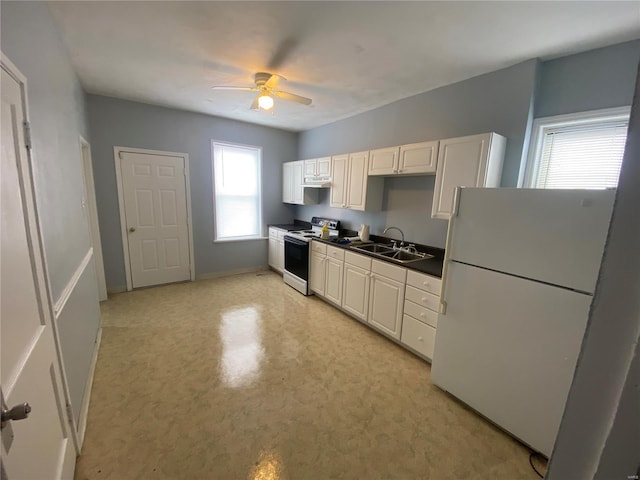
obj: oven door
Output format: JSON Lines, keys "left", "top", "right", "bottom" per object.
{"left": 284, "top": 236, "right": 309, "bottom": 281}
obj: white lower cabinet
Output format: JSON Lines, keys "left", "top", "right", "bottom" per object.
{"left": 368, "top": 260, "right": 406, "bottom": 339}
{"left": 400, "top": 270, "right": 442, "bottom": 360}
{"left": 325, "top": 257, "right": 344, "bottom": 305}
{"left": 401, "top": 315, "right": 437, "bottom": 359}
{"left": 268, "top": 227, "right": 286, "bottom": 273}
{"left": 341, "top": 251, "right": 372, "bottom": 321}
{"left": 308, "top": 245, "right": 442, "bottom": 362}
{"left": 310, "top": 242, "right": 344, "bottom": 306}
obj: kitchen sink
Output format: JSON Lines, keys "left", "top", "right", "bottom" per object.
{"left": 351, "top": 243, "right": 434, "bottom": 264}
{"left": 380, "top": 250, "right": 434, "bottom": 263}
{"left": 351, "top": 243, "right": 395, "bottom": 254}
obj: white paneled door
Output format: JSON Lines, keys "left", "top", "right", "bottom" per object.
{"left": 2, "top": 58, "right": 76, "bottom": 479}
{"left": 118, "top": 151, "right": 192, "bottom": 289}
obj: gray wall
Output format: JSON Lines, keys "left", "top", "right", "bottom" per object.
{"left": 86, "top": 95, "right": 298, "bottom": 290}
{"left": 536, "top": 39, "right": 640, "bottom": 118}
{"left": 547, "top": 61, "right": 640, "bottom": 480}
{"left": 297, "top": 60, "right": 539, "bottom": 246}
{"left": 1, "top": 1, "right": 101, "bottom": 425}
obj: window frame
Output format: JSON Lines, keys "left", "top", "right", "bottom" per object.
{"left": 211, "top": 140, "right": 264, "bottom": 243}
{"left": 522, "top": 106, "right": 630, "bottom": 189}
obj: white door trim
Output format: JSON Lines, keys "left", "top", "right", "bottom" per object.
{"left": 1, "top": 52, "right": 80, "bottom": 468}
{"left": 80, "top": 136, "right": 108, "bottom": 301}
{"left": 114, "top": 146, "right": 195, "bottom": 291}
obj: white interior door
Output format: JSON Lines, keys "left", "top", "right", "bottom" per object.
{"left": 118, "top": 151, "right": 192, "bottom": 289}
{"left": 1, "top": 59, "right": 75, "bottom": 480}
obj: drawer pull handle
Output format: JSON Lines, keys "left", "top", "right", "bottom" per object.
{"left": 418, "top": 336, "right": 423, "bottom": 341}
{"left": 422, "top": 297, "right": 427, "bottom": 302}
{"left": 420, "top": 312, "right": 425, "bottom": 317}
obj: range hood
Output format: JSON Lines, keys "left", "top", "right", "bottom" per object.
{"left": 303, "top": 176, "right": 332, "bottom": 188}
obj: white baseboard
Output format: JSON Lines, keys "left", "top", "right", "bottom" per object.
{"left": 77, "top": 327, "right": 102, "bottom": 450}
{"left": 196, "top": 265, "right": 270, "bottom": 280}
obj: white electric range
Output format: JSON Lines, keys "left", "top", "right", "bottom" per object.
{"left": 283, "top": 217, "right": 340, "bottom": 295}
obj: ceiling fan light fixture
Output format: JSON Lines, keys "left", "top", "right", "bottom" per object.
{"left": 258, "top": 92, "right": 274, "bottom": 110}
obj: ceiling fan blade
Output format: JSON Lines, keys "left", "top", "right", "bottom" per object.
{"left": 273, "top": 90, "right": 312, "bottom": 106}
{"left": 267, "top": 37, "right": 299, "bottom": 71}
{"left": 249, "top": 94, "right": 260, "bottom": 110}
{"left": 211, "top": 86, "right": 257, "bottom": 91}
{"left": 265, "top": 74, "right": 281, "bottom": 90}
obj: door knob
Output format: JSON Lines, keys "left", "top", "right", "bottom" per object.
{"left": 129, "top": 227, "right": 136, "bottom": 233}
{"left": 1, "top": 403, "right": 31, "bottom": 428}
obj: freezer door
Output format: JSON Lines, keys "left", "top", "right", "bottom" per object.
{"left": 448, "top": 188, "right": 614, "bottom": 293}
{"left": 431, "top": 262, "right": 592, "bottom": 457}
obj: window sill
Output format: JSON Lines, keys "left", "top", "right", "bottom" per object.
{"left": 213, "top": 236, "right": 269, "bottom": 244}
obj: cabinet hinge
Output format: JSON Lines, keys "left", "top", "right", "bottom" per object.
{"left": 440, "top": 301, "right": 447, "bottom": 315}
{"left": 118, "top": 151, "right": 123, "bottom": 160}
{"left": 23, "top": 121, "right": 32, "bottom": 150}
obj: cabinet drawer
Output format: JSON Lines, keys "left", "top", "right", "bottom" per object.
{"left": 311, "top": 241, "right": 327, "bottom": 254}
{"left": 372, "top": 259, "right": 406, "bottom": 283}
{"left": 407, "top": 270, "right": 442, "bottom": 295}
{"left": 269, "top": 227, "right": 279, "bottom": 239}
{"left": 405, "top": 285, "right": 440, "bottom": 312}
{"left": 327, "top": 245, "right": 345, "bottom": 261}
{"left": 345, "top": 251, "right": 372, "bottom": 270}
{"left": 401, "top": 315, "right": 436, "bottom": 360}
{"left": 404, "top": 300, "right": 438, "bottom": 328}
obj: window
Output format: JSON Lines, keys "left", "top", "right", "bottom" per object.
{"left": 524, "top": 107, "right": 629, "bottom": 189}
{"left": 212, "top": 142, "right": 262, "bottom": 241}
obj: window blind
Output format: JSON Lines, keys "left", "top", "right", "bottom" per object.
{"left": 536, "top": 122, "right": 627, "bottom": 189}
{"left": 213, "top": 143, "right": 262, "bottom": 240}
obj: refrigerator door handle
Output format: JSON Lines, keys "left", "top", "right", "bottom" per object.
{"left": 439, "top": 187, "right": 463, "bottom": 316}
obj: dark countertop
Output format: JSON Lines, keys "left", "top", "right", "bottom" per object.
{"left": 268, "top": 220, "right": 311, "bottom": 231}
{"left": 314, "top": 235, "right": 444, "bottom": 278}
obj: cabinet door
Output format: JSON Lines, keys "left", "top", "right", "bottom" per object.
{"left": 368, "top": 274, "right": 405, "bottom": 339}
{"left": 399, "top": 141, "right": 439, "bottom": 175}
{"left": 309, "top": 251, "right": 326, "bottom": 296}
{"left": 346, "top": 151, "right": 369, "bottom": 211}
{"left": 304, "top": 159, "right": 317, "bottom": 177}
{"left": 368, "top": 147, "right": 399, "bottom": 176}
{"left": 432, "top": 134, "right": 492, "bottom": 219}
{"left": 317, "top": 157, "right": 331, "bottom": 176}
{"left": 342, "top": 263, "right": 370, "bottom": 321}
{"left": 268, "top": 236, "right": 279, "bottom": 269}
{"left": 277, "top": 239, "right": 284, "bottom": 272}
{"left": 324, "top": 258, "right": 344, "bottom": 305}
{"left": 282, "top": 162, "right": 293, "bottom": 203}
{"left": 330, "top": 154, "right": 349, "bottom": 208}
{"left": 292, "top": 160, "right": 304, "bottom": 204}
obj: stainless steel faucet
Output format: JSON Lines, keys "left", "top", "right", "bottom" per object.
{"left": 382, "top": 226, "right": 404, "bottom": 248}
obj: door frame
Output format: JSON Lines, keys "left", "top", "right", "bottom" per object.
{"left": 80, "top": 136, "right": 108, "bottom": 301}
{"left": 113, "top": 146, "right": 195, "bottom": 291}
{"left": 1, "top": 52, "right": 80, "bottom": 470}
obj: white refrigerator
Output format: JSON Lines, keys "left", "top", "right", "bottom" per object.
{"left": 431, "top": 188, "right": 615, "bottom": 457}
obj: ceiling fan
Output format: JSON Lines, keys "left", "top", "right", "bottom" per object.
{"left": 212, "top": 72, "right": 312, "bottom": 111}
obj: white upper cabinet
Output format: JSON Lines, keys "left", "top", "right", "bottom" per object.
{"left": 282, "top": 160, "right": 319, "bottom": 205}
{"left": 369, "top": 141, "right": 439, "bottom": 176}
{"left": 431, "top": 133, "right": 506, "bottom": 220}
{"left": 399, "top": 141, "right": 439, "bottom": 175}
{"left": 305, "top": 157, "right": 332, "bottom": 177}
{"left": 330, "top": 154, "right": 349, "bottom": 208}
{"left": 282, "top": 162, "right": 294, "bottom": 203}
{"left": 330, "top": 152, "right": 383, "bottom": 211}
{"left": 368, "top": 147, "right": 400, "bottom": 175}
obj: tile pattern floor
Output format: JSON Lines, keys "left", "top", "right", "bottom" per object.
{"left": 76, "top": 271, "right": 545, "bottom": 479}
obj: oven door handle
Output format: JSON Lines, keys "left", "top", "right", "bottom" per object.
{"left": 284, "top": 236, "right": 309, "bottom": 246}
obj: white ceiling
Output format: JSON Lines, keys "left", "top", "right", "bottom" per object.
{"left": 48, "top": 1, "right": 640, "bottom": 132}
